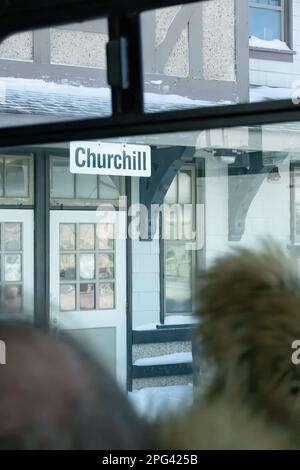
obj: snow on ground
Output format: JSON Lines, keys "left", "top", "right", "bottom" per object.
{"left": 134, "top": 352, "right": 193, "bottom": 367}
{"left": 129, "top": 384, "right": 193, "bottom": 420}
{"left": 135, "top": 315, "right": 199, "bottom": 331}
{"left": 249, "top": 36, "right": 291, "bottom": 51}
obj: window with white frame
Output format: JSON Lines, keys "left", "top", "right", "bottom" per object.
{"left": 50, "top": 155, "right": 124, "bottom": 207}
{"left": 249, "top": 0, "right": 286, "bottom": 41}
{"left": 59, "top": 223, "right": 115, "bottom": 312}
{"left": 0, "top": 155, "right": 34, "bottom": 205}
{"left": 162, "top": 166, "right": 196, "bottom": 316}
{"left": 0, "top": 223, "right": 23, "bottom": 314}
{"left": 292, "top": 166, "right": 300, "bottom": 244}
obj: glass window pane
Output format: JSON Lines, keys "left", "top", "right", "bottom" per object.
{"left": 0, "top": 285, "right": 22, "bottom": 314}
{"left": 178, "top": 170, "right": 192, "bottom": 204}
{"left": 50, "top": 157, "right": 74, "bottom": 198}
{"left": 80, "top": 283, "right": 95, "bottom": 310}
{"left": 5, "top": 157, "right": 29, "bottom": 197}
{"left": 97, "top": 224, "right": 114, "bottom": 250}
{"left": 4, "top": 223, "right": 21, "bottom": 250}
{"left": 164, "top": 176, "right": 177, "bottom": 204}
{"left": 4, "top": 254, "right": 22, "bottom": 282}
{"left": 80, "top": 254, "right": 95, "bottom": 280}
{"left": 98, "top": 283, "right": 115, "bottom": 309}
{"left": 76, "top": 174, "right": 98, "bottom": 199}
{"left": 250, "top": 7, "right": 281, "bottom": 40}
{"left": 164, "top": 205, "right": 185, "bottom": 241}
{"left": 59, "top": 224, "right": 75, "bottom": 251}
{"left": 98, "top": 253, "right": 114, "bottom": 280}
{"left": 0, "top": 20, "right": 111, "bottom": 129}
{"left": 99, "top": 175, "right": 120, "bottom": 200}
{"left": 182, "top": 205, "right": 194, "bottom": 241}
{"left": 0, "top": 157, "right": 4, "bottom": 197}
{"left": 79, "top": 224, "right": 95, "bottom": 250}
{"left": 60, "top": 284, "right": 76, "bottom": 311}
{"left": 165, "top": 243, "right": 192, "bottom": 314}
{"left": 142, "top": 1, "right": 239, "bottom": 112}
{"left": 60, "top": 254, "right": 76, "bottom": 280}
{"left": 295, "top": 173, "right": 300, "bottom": 243}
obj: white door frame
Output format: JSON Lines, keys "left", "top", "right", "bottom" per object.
{"left": 0, "top": 209, "right": 34, "bottom": 318}
{"left": 50, "top": 210, "right": 127, "bottom": 387}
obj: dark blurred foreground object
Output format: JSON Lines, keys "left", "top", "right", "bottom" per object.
{"left": 3, "top": 242, "right": 300, "bottom": 450}
{"left": 155, "top": 242, "right": 300, "bottom": 449}
{"left": 0, "top": 321, "right": 148, "bottom": 450}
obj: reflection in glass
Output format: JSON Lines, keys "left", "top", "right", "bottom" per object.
{"left": 80, "top": 283, "right": 95, "bottom": 310}
{"left": 80, "top": 224, "right": 95, "bottom": 250}
{"left": 294, "top": 172, "right": 300, "bottom": 243}
{"left": 182, "top": 205, "right": 194, "bottom": 241}
{"left": 164, "top": 176, "right": 177, "bottom": 204}
{"left": 97, "top": 223, "right": 114, "bottom": 250}
{"left": 60, "top": 284, "right": 76, "bottom": 311}
{"left": 0, "top": 157, "right": 4, "bottom": 197}
{"left": 59, "top": 224, "right": 75, "bottom": 250}
{"left": 98, "top": 253, "right": 114, "bottom": 279}
{"left": 165, "top": 243, "right": 192, "bottom": 313}
{"left": 179, "top": 170, "right": 192, "bottom": 204}
{"left": 60, "top": 254, "right": 76, "bottom": 280}
{"left": 0, "top": 285, "right": 22, "bottom": 314}
{"left": 164, "top": 206, "right": 185, "bottom": 241}
{"left": 80, "top": 254, "right": 95, "bottom": 280}
{"left": 51, "top": 157, "right": 74, "bottom": 198}
{"left": 5, "top": 157, "right": 29, "bottom": 197}
{"left": 5, "top": 254, "right": 22, "bottom": 282}
{"left": 76, "top": 174, "right": 98, "bottom": 199}
{"left": 99, "top": 175, "right": 120, "bottom": 200}
{"left": 99, "top": 283, "right": 114, "bottom": 309}
{"left": 4, "top": 223, "right": 21, "bottom": 250}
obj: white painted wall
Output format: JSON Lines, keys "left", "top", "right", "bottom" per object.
{"left": 240, "top": 159, "right": 291, "bottom": 248}
{"left": 250, "top": 0, "right": 300, "bottom": 87}
{"left": 205, "top": 157, "right": 291, "bottom": 264}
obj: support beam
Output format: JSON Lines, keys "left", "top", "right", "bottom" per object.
{"left": 139, "top": 146, "right": 195, "bottom": 240}
{"left": 34, "top": 151, "right": 50, "bottom": 330}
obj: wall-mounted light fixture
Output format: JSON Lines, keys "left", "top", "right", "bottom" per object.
{"left": 267, "top": 166, "right": 281, "bottom": 182}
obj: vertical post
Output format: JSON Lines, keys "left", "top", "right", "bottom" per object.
{"left": 33, "top": 29, "right": 51, "bottom": 65}
{"left": 107, "top": 13, "right": 144, "bottom": 115}
{"left": 235, "top": 0, "right": 250, "bottom": 103}
{"left": 126, "top": 177, "right": 133, "bottom": 391}
{"left": 34, "top": 151, "right": 50, "bottom": 330}
{"left": 159, "top": 211, "right": 165, "bottom": 325}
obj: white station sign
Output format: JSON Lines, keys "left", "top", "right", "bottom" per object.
{"left": 70, "top": 141, "right": 151, "bottom": 177}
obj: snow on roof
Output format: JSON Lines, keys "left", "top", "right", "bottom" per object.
{"left": 0, "top": 76, "right": 229, "bottom": 120}
{"left": 0, "top": 76, "right": 297, "bottom": 123}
